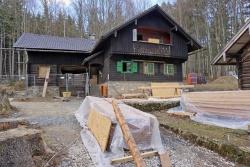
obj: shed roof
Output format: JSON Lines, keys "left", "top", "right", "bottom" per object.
{"left": 13, "top": 33, "right": 96, "bottom": 53}
{"left": 212, "top": 19, "right": 250, "bottom": 65}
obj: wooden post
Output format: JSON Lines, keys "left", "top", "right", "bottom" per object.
{"left": 159, "top": 152, "right": 171, "bottom": 167}
{"left": 42, "top": 67, "right": 50, "bottom": 97}
{"left": 112, "top": 100, "right": 146, "bottom": 167}
{"left": 17, "top": 51, "right": 21, "bottom": 80}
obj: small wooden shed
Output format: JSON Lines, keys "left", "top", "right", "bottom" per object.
{"left": 212, "top": 19, "right": 250, "bottom": 90}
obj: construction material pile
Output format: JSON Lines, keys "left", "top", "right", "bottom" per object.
{"left": 181, "top": 91, "right": 250, "bottom": 129}
{"left": 75, "top": 96, "right": 166, "bottom": 167}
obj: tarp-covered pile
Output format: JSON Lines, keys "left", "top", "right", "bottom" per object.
{"left": 75, "top": 96, "right": 165, "bottom": 167}
{"left": 181, "top": 91, "right": 250, "bottom": 129}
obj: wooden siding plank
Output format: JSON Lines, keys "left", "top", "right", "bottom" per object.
{"left": 87, "top": 109, "right": 112, "bottom": 152}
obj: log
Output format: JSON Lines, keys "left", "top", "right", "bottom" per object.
{"left": 112, "top": 100, "right": 146, "bottom": 167}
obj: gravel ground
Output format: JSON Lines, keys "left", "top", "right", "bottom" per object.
{"left": 11, "top": 98, "right": 236, "bottom": 167}
{"left": 161, "top": 128, "right": 235, "bottom": 167}
{"left": 115, "top": 128, "right": 234, "bottom": 167}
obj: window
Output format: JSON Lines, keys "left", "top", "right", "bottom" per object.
{"left": 164, "top": 64, "right": 175, "bottom": 76}
{"left": 117, "top": 61, "right": 137, "bottom": 73}
{"left": 38, "top": 65, "right": 50, "bottom": 78}
{"left": 137, "top": 34, "right": 143, "bottom": 41}
{"left": 144, "top": 62, "right": 154, "bottom": 75}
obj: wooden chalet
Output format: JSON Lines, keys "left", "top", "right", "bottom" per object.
{"left": 83, "top": 5, "right": 202, "bottom": 96}
{"left": 14, "top": 5, "right": 202, "bottom": 97}
{"left": 212, "top": 19, "right": 250, "bottom": 90}
{"left": 13, "top": 33, "right": 95, "bottom": 86}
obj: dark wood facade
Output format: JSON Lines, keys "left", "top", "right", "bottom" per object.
{"left": 14, "top": 5, "right": 202, "bottom": 87}
{"left": 27, "top": 51, "right": 89, "bottom": 86}
{"left": 238, "top": 43, "right": 250, "bottom": 90}
{"left": 212, "top": 19, "right": 250, "bottom": 90}
{"left": 88, "top": 7, "right": 201, "bottom": 84}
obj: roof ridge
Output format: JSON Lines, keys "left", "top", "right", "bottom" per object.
{"left": 23, "top": 32, "right": 96, "bottom": 41}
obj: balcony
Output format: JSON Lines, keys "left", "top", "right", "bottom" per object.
{"left": 132, "top": 41, "right": 171, "bottom": 56}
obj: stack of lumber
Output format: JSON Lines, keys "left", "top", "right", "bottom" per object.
{"left": 183, "top": 91, "right": 250, "bottom": 119}
{"left": 139, "top": 82, "right": 194, "bottom": 98}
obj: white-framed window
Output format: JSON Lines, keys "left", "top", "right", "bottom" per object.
{"left": 164, "top": 64, "right": 175, "bottom": 76}
{"left": 144, "top": 62, "right": 154, "bottom": 75}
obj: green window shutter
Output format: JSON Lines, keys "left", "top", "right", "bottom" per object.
{"left": 117, "top": 61, "right": 123, "bottom": 72}
{"left": 131, "top": 62, "right": 138, "bottom": 73}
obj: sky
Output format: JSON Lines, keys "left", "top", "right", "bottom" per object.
{"left": 56, "top": 0, "right": 176, "bottom": 7}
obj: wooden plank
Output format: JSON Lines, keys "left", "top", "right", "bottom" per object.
{"left": 159, "top": 152, "right": 171, "bottom": 167}
{"left": 111, "top": 151, "right": 158, "bottom": 164}
{"left": 42, "top": 66, "right": 50, "bottom": 97}
{"left": 151, "top": 82, "right": 181, "bottom": 98}
{"left": 112, "top": 100, "right": 146, "bottom": 167}
{"left": 139, "top": 85, "right": 194, "bottom": 89}
{"left": 87, "top": 109, "right": 112, "bottom": 152}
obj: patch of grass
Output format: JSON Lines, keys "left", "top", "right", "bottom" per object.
{"left": 152, "top": 111, "right": 250, "bottom": 166}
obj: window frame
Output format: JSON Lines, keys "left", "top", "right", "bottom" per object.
{"left": 121, "top": 61, "right": 133, "bottom": 73}
{"left": 164, "top": 64, "right": 175, "bottom": 76}
{"left": 117, "top": 61, "right": 137, "bottom": 74}
{"left": 144, "top": 62, "right": 154, "bottom": 75}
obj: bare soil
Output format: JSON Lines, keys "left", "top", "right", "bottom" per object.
{"left": 191, "top": 76, "right": 238, "bottom": 91}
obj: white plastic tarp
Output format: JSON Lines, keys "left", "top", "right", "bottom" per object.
{"left": 179, "top": 92, "right": 250, "bottom": 130}
{"left": 75, "top": 96, "right": 165, "bottom": 167}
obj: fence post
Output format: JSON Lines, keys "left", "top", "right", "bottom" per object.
{"left": 85, "top": 73, "right": 89, "bottom": 96}
{"left": 25, "top": 74, "right": 29, "bottom": 96}
{"left": 33, "top": 75, "right": 36, "bottom": 95}
{"left": 66, "top": 73, "right": 68, "bottom": 92}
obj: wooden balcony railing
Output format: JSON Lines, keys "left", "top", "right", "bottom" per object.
{"left": 132, "top": 41, "right": 171, "bottom": 56}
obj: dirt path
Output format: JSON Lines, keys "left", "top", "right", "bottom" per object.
{"left": 11, "top": 99, "right": 235, "bottom": 167}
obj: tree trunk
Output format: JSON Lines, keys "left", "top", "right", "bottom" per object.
{"left": 0, "top": 89, "right": 11, "bottom": 115}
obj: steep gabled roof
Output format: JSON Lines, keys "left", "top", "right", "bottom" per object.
{"left": 92, "top": 4, "right": 202, "bottom": 53}
{"left": 212, "top": 19, "right": 250, "bottom": 65}
{"left": 13, "top": 33, "right": 96, "bottom": 53}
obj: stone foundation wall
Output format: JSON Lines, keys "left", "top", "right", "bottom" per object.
{"left": 107, "top": 81, "right": 151, "bottom": 97}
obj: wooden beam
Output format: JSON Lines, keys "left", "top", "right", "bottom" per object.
{"left": 42, "top": 66, "right": 50, "bottom": 97}
{"left": 223, "top": 52, "right": 226, "bottom": 61}
{"left": 171, "top": 25, "right": 177, "bottom": 31}
{"left": 112, "top": 100, "right": 146, "bottom": 167}
{"left": 135, "top": 19, "right": 138, "bottom": 25}
{"left": 111, "top": 151, "right": 158, "bottom": 164}
{"left": 159, "top": 152, "right": 171, "bottom": 167}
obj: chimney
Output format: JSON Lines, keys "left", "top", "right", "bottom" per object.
{"left": 89, "top": 34, "right": 96, "bottom": 40}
